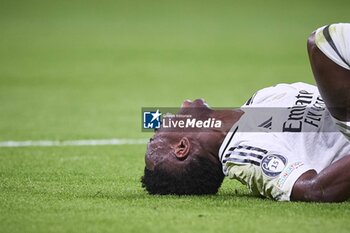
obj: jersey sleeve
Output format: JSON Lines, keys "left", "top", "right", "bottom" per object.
{"left": 315, "top": 23, "right": 350, "bottom": 70}
{"left": 222, "top": 142, "right": 313, "bottom": 201}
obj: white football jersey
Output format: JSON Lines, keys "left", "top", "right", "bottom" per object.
{"left": 219, "top": 82, "right": 350, "bottom": 201}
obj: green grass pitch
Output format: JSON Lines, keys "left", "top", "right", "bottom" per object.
{"left": 1, "top": 0, "right": 350, "bottom": 232}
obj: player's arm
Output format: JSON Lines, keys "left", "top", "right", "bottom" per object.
{"left": 307, "top": 24, "right": 350, "bottom": 121}
{"left": 291, "top": 155, "right": 350, "bottom": 202}
{"left": 296, "top": 24, "right": 350, "bottom": 202}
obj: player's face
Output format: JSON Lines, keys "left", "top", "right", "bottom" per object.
{"left": 145, "top": 99, "right": 222, "bottom": 172}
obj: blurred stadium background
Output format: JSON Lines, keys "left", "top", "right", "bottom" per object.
{"left": 1, "top": 0, "right": 350, "bottom": 232}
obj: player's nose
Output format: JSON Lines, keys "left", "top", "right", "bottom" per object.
{"left": 193, "top": 98, "right": 206, "bottom": 106}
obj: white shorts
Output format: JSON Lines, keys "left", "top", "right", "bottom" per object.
{"left": 315, "top": 23, "right": 350, "bottom": 70}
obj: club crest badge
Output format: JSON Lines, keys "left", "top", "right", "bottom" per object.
{"left": 261, "top": 154, "right": 287, "bottom": 177}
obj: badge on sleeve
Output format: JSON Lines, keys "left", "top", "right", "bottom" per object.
{"left": 261, "top": 154, "right": 287, "bottom": 177}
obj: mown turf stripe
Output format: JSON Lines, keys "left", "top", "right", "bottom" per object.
{"left": 0, "top": 139, "right": 148, "bottom": 147}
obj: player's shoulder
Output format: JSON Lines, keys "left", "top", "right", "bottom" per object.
{"left": 244, "top": 82, "right": 318, "bottom": 106}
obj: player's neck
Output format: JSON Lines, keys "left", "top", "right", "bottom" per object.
{"left": 211, "top": 108, "right": 244, "bottom": 139}
{"left": 203, "top": 108, "right": 243, "bottom": 161}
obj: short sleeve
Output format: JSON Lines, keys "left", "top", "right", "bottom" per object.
{"left": 315, "top": 23, "right": 350, "bottom": 70}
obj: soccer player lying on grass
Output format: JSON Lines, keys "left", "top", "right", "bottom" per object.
{"left": 141, "top": 23, "right": 350, "bottom": 202}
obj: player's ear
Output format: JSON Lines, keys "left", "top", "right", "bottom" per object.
{"left": 174, "top": 137, "right": 190, "bottom": 160}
